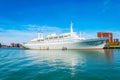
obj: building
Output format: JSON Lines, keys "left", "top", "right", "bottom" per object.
{"left": 11, "top": 43, "right": 15, "bottom": 47}
{"left": 97, "top": 32, "right": 113, "bottom": 43}
{"left": 10, "top": 43, "right": 22, "bottom": 48}
{"left": 114, "top": 38, "right": 119, "bottom": 42}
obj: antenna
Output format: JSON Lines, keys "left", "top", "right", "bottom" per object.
{"left": 80, "top": 32, "right": 83, "bottom": 38}
{"left": 70, "top": 22, "right": 73, "bottom": 33}
{"left": 37, "top": 29, "right": 43, "bottom": 39}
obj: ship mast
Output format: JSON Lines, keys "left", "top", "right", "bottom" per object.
{"left": 70, "top": 22, "right": 73, "bottom": 33}
{"left": 38, "top": 32, "right": 43, "bottom": 39}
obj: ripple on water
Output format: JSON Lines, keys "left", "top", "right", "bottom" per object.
{"left": 0, "top": 49, "right": 120, "bottom": 80}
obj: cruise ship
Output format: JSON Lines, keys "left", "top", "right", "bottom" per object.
{"left": 23, "top": 23, "right": 108, "bottom": 50}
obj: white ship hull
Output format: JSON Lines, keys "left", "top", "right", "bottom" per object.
{"left": 23, "top": 38, "right": 107, "bottom": 50}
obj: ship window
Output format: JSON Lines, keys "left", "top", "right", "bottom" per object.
{"left": 64, "top": 35, "right": 67, "bottom": 37}
{"left": 45, "top": 38, "right": 48, "bottom": 40}
{"left": 49, "top": 37, "right": 52, "bottom": 39}
{"left": 54, "top": 37, "right": 57, "bottom": 38}
{"left": 37, "top": 40, "right": 40, "bottom": 41}
{"left": 41, "top": 39, "right": 44, "bottom": 41}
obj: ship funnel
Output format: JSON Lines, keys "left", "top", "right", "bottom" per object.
{"left": 70, "top": 22, "right": 73, "bottom": 33}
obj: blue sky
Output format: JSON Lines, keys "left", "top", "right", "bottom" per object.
{"left": 0, "top": 0, "right": 120, "bottom": 44}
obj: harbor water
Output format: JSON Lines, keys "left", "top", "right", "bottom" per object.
{"left": 0, "top": 48, "right": 120, "bottom": 80}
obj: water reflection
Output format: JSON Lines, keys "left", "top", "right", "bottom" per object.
{"left": 23, "top": 49, "right": 115, "bottom": 78}
{"left": 24, "top": 50, "right": 84, "bottom": 67}
{"left": 24, "top": 50, "right": 114, "bottom": 67}
{"left": 104, "top": 49, "right": 114, "bottom": 63}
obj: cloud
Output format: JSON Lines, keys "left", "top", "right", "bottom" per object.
{"left": 101, "top": 0, "right": 111, "bottom": 13}
{"left": 23, "top": 24, "right": 69, "bottom": 35}
{"left": 0, "top": 29, "right": 36, "bottom": 45}
{"left": 112, "top": 31, "right": 120, "bottom": 39}
{"left": 0, "top": 24, "right": 68, "bottom": 45}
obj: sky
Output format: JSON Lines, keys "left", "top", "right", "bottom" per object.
{"left": 0, "top": 0, "right": 120, "bottom": 45}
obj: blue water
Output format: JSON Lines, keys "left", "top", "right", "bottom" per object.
{"left": 0, "top": 48, "right": 120, "bottom": 80}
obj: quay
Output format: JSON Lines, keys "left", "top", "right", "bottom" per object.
{"left": 104, "top": 42, "right": 120, "bottom": 49}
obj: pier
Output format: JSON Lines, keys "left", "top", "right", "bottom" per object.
{"left": 104, "top": 42, "right": 120, "bottom": 49}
